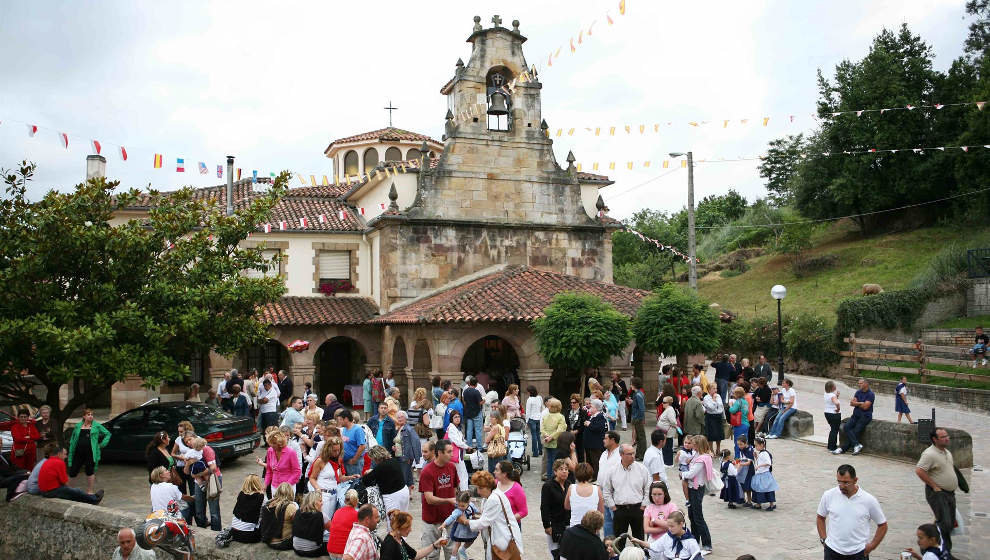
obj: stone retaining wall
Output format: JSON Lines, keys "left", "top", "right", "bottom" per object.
{"left": 837, "top": 418, "right": 973, "bottom": 468}
{"left": 0, "top": 496, "right": 294, "bottom": 559}
{"left": 841, "top": 375, "right": 990, "bottom": 414}
{"left": 922, "top": 328, "right": 978, "bottom": 347}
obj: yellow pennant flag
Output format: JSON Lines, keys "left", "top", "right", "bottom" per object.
{"left": 654, "top": 124, "right": 660, "bottom": 133}
{"left": 662, "top": 160, "right": 670, "bottom": 168}
{"left": 297, "top": 173, "right": 307, "bottom": 185}
{"left": 681, "top": 160, "right": 687, "bottom": 168}
{"left": 555, "top": 46, "right": 562, "bottom": 58}
{"left": 595, "top": 127, "right": 601, "bottom": 136}
{"left": 638, "top": 125, "right": 645, "bottom": 134}
{"left": 624, "top": 125, "right": 631, "bottom": 134}
{"left": 643, "top": 161, "right": 651, "bottom": 168}
{"left": 609, "top": 126, "right": 616, "bottom": 136}
{"left": 608, "top": 162, "right": 616, "bottom": 170}
{"left": 619, "top": 0, "right": 626, "bottom": 15}
{"left": 593, "top": 162, "right": 599, "bottom": 170}
{"left": 626, "top": 162, "right": 633, "bottom": 170}
{"left": 689, "top": 122, "right": 699, "bottom": 127}
{"left": 310, "top": 175, "right": 317, "bottom": 186}
{"left": 567, "top": 128, "right": 575, "bottom": 136}
{"left": 321, "top": 175, "right": 329, "bottom": 186}
{"left": 576, "top": 163, "right": 582, "bottom": 171}
{"left": 557, "top": 129, "right": 563, "bottom": 137}
{"left": 762, "top": 117, "right": 770, "bottom": 126}
{"left": 723, "top": 120, "right": 729, "bottom": 128}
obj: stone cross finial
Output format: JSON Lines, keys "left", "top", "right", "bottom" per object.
{"left": 455, "top": 58, "right": 464, "bottom": 68}
{"left": 566, "top": 150, "right": 576, "bottom": 173}
{"left": 512, "top": 20, "right": 520, "bottom": 32}
{"left": 491, "top": 15, "right": 502, "bottom": 27}
{"left": 473, "top": 16, "right": 482, "bottom": 32}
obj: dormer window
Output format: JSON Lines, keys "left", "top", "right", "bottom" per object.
{"left": 486, "top": 67, "right": 513, "bottom": 131}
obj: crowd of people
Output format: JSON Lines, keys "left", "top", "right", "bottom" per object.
{"left": 0, "top": 360, "right": 963, "bottom": 560}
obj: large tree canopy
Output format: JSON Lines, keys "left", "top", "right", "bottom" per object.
{"left": 0, "top": 162, "right": 288, "bottom": 440}
{"left": 633, "top": 284, "right": 720, "bottom": 358}
{"left": 531, "top": 292, "right": 632, "bottom": 375}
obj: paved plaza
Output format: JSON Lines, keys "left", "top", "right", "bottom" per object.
{"left": 77, "top": 373, "right": 985, "bottom": 560}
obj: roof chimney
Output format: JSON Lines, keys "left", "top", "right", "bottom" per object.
{"left": 226, "top": 156, "right": 234, "bottom": 216}
{"left": 86, "top": 154, "right": 106, "bottom": 180}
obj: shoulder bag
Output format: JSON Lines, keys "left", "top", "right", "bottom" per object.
{"left": 491, "top": 493, "right": 523, "bottom": 560}
{"left": 488, "top": 425, "right": 507, "bottom": 459}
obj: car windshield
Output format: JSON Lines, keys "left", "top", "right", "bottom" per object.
{"left": 176, "top": 404, "right": 235, "bottom": 422}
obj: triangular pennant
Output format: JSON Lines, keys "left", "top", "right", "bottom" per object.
{"left": 59, "top": 132, "right": 68, "bottom": 149}
{"left": 91, "top": 140, "right": 101, "bottom": 154}
{"left": 619, "top": 0, "right": 626, "bottom": 15}
{"left": 263, "top": 223, "right": 272, "bottom": 233}
{"left": 279, "top": 221, "right": 288, "bottom": 231}
{"left": 762, "top": 117, "right": 770, "bottom": 126}
{"left": 120, "top": 146, "right": 128, "bottom": 161}
{"left": 359, "top": 207, "right": 366, "bottom": 216}
{"left": 935, "top": 104, "right": 944, "bottom": 110}
{"left": 300, "top": 217, "right": 309, "bottom": 228}
{"left": 977, "top": 101, "right": 986, "bottom": 111}
{"left": 961, "top": 146, "right": 969, "bottom": 152}
{"left": 27, "top": 124, "right": 38, "bottom": 137}
{"left": 318, "top": 214, "right": 327, "bottom": 223}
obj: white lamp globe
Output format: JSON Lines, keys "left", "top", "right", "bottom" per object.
{"left": 771, "top": 285, "right": 787, "bottom": 300}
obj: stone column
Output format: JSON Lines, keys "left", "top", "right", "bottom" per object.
{"left": 519, "top": 368, "right": 553, "bottom": 397}
{"left": 407, "top": 368, "right": 432, "bottom": 397}
{"left": 289, "top": 365, "right": 315, "bottom": 398}
{"left": 208, "top": 351, "right": 234, "bottom": 396}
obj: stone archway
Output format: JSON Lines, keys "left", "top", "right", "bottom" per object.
{"left": 460, "top": 335, "right": 520, "bottom": 396}
{"left": 234, "top": 339, "right": 290, "bottom": 376}
{"left": 391, "top": 337, "right": 409, "bottom": 374}
{"left": 314, "top": 336, "right": 368, "bottom": 408}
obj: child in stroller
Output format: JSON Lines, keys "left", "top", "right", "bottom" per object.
{"left": 507, "top": 417, "right": 531, "bottom": 476}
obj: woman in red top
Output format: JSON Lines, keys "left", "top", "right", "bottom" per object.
{"left": 0, "top": 408, "right": 40, "bottom": 470}
{"left": 326, "top": 488, "right": 360, "bottom": 558}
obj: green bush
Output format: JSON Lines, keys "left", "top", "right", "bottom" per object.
{"left": 785, "top": 313, "right": 839, "bottom": 365}
{"left": 834, "top": 289, "right": 929, "bottom": 340}
{"left": 720, "top": 269, "right": 743, "bottom": 278}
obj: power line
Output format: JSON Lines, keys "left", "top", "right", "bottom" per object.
{"left": 692, "top": 186, "right": 990, "bottom": 229}
{"left": 600, "top": 167, "right": 682, "bottom": 201}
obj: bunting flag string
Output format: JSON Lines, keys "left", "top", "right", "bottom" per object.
{"left": 573, "top": 143, "right": 990, "bottom": 172}
{"left": 541, "top": 101, "right": 989, "bottom": 138}
{"left": 622, "top": 226, "right": 697, "bottom": 264}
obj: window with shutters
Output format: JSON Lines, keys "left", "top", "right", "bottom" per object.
{"left": 318, "top": 250, "right": 351, "bottom": 282}
{"left": 244, "top": 248, "right": 281, "bottom": 279}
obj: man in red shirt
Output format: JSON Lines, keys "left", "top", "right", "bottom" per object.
{"left": 38, "top": 446, "right": 103, "bottom": 504}
{"left": 419, "top": 440, "right": 458, "bottom": 560}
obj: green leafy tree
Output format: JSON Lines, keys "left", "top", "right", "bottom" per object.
{"left": 758, "top": 134, "right": 806, "bottom": 206}
{"left": 695, "top": 189, "right": 748, "bottom": 229}
{"left": 0, "top": 162, "right": 288, "bottom": 442}
{"left": 633, "top": 284, "right": 720, "bottom": 357}
{"left": 531, "top": 292, "right": 632, "bottom": 382}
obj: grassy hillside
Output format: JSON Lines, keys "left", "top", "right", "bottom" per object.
{"left": 696, "top": 223, "right": 984, "bottom": 322}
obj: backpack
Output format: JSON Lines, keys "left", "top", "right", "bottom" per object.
{"left": 372, "top": 377, "right": 386, "bottom": 402}
{"left": 761, "top": 449, "right": 773, "bottom": 472}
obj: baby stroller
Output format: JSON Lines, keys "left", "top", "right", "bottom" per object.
{"left": 507, "top": 417, "right": 530, "bottom": 478}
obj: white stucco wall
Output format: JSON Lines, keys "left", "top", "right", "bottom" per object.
{"left": 580, "top": 183, "right": 600, "bottom": 219}
{"left": 350, "top": 173, "right": 418, "bottom": 221}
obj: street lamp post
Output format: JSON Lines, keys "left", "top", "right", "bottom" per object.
{"left": 771, "top": 284, "right": 787, "bottom": 386}
{"left": 669, "top": 152, "right": 696, "bottom": 290}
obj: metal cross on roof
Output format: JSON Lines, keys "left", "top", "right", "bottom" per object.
{"left": 384, "top": 100, "right": 398, "bottom": 127}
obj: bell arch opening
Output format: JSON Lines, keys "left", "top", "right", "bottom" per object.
{"left": 485, "top": 66, "right": 514, "bottom": 132}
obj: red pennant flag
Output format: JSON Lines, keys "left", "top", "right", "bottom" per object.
{"left": 91, "top": 140, "right": 102, "bottom": 154}
{"left": 868, "top": 148, "right": 876, "bottom": 153}
{"left": 570, "top": 38, "right": 576, "bottom": 53}
{"left": 339, "top": 210, "right": 346, "bottom": 220}
{"left": 263, "top": 223, "right": 272, "bottom": 233}
{"left": 59, "top": 132, "right": 68, "bottom": 149}
{"left": 379, "top": 202, "right": 386, "bottom": 210}
{"left": 906, "top": 104, "right": 915, "bottom": 110}
{"left": 318, "top": 214, "right": 327, "bottom": 224}
{"left": 119, "top": 146, "right": 127, "bottom": 161}
{"left": 279, "top": 221, "right": 287, "bottom": 231}
{"left": 607, "top": 13, "right": 614, "bottom": 25}
{"left": 27, "top": 124, "right": 38, "bottom": 137}
{"left": 299, "top": 217, "right": 309, "bottom": 228}
{"left": 359, "top": 207, "right": 366, "bottom": 216}
{"left": 548, "top": 52, "right": 553, "bottom": 67}
{"left": 935, "top": 104, "right": 944, "bottom": 109}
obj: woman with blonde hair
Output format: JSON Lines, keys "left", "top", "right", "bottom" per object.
{"left": 292, "top": 491, "right": 330, "bottom": 556}
{"left": 540, "top": 398, "right": 567, "bottom": 480}
{"left": 327, "top": 489, "right": 360, "bottom": 559}
{"left": 407, "top": 387, "right": 435, "bottom": 461}
{"left": 308, "top": 436, "right": 357, "bottom": 522}
{"left": 679, "top": 435, "right": 713, "bottom": 553}
{"left": 148, "top": 466, "right": 183, "bottom": 513}
{"left": 230, "top": 474, "right": 265, "bottom": 543}
{"left": 382, "top": 509, "right": 448, "bottom": 560}
{"left": 257, "top": 429, "right": 301, "bottom": 497}
{"left": 259, "top": 482, "right": 298, "bottom": 550}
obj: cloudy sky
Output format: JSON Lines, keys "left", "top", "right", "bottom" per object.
{"left": 0, "top": 0, "right": 973, "bottom": 218}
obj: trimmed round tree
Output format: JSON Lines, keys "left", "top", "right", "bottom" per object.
{"left": 531, "top": 292, "right": 632, "bottom": 396}
{"left": 633, "top": 284, "right": 720, "bottom": 360}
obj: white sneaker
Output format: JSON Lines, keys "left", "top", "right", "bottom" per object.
{"left": 766, "top": 434, "right": 778, "bottom": 439}
{"left": 832, "top": 448, "right": 844, "bottom": 455}
{"left": 852, "top": 444, "right": 863, "bottom": 455}
{"left": 983, "top": 359, "right": 987, "bottom": 366}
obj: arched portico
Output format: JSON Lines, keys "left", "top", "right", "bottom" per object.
{"left": 314, "top": 336, "right": 368, "bottom": 407}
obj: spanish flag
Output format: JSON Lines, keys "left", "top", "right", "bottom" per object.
{"left": 153, "top": 154, "right": 163, "bottom": 168}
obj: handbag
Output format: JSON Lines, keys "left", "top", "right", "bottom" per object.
{"left": 703, "top": 470, "right": 724, "bottom": 494}
{"left": 491, "top": 493, "right": 523, "bottom": 560}
{"left": 729, "top": 409, "right": 742, "bottom": 428}
{"left": 207, "top": 471, "right": 222, "bottom": 500}
{"left": 488, "top": 426, "right": 507, "bottom": 459}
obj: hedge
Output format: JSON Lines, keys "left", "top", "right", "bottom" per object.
{"left": 833, "top": 289, "right": 929, "bottom": 341}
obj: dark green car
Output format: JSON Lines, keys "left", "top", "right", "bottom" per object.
{"left": 69, "top": 401, "right": 261, "bottom": 464}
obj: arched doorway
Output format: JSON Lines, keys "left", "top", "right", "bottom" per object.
{"left": 391, "top": 338, "right": 408, "bottom": 375}
{"left": 460, "top": 336, "right": 519, "bottom": 396}
{"left": 315, "top": 337, "right": 367, "bottom": 408}
{"left": 631, "top": 346, "right": 644, "bottom": 380}
{"left": 237, "top": 339, "right": 289, "bottom": 376}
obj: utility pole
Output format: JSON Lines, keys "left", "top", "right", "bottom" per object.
{"left": 670, "top": 151, "right": 697, "bottom": 290}
{"left": 686, "top": 151, "right": 697, "bottom": 290}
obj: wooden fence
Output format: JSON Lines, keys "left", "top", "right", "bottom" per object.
{"left": 842, "top": 332, "right": 988, "bottom": 383}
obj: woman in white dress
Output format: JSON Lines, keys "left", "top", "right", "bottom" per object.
{"left": 457, "top": 470, "right": 525, "bottom": 560}
{"left": 444, "top": 410, "right": 471, "bottom": 491}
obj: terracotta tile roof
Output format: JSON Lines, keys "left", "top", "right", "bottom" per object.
{"left": 373, "top": 266, "right": 649, "bottom": 324}
{"left": 325, "top": 127, "right": 442, "bottom": 153}
{"left": 577, "top": 172, "right": 614, "bottom": 185}
{"left": 265, "top": 197, "right": 363, "bottom": 232}
{"left": 286, "top": 184, "right": 352, "bottom": 198}
{"left": 260, "top": 296, "right": 379, "bottom": 326}
{"left": 127, "top": 179, "right": 263, "bottom": 211}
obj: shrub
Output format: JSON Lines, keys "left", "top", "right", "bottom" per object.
{"left": 718, "top": 313, "right": 838, "bottom": 366}
{"left": 785, "top": 313, "right": 839, "bottom": 365}
{"left": 791, "top": 253, "right": 839, "bottom": 278}
{"left": 834, "top": 289, "right": 929, "bottom": 341}
{"left": 720, "top": 269, "right": 743, "bottom": 278}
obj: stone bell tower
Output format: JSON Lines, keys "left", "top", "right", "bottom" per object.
{"left": 404, "top": 15, "right": 595, "bottom": 227}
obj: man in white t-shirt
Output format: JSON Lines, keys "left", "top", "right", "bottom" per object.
{"left": 766, "top": 378, "right": 798, "bottom": 439}
{"left": 816, "top": 464, "right": 887, "bottom": 559}
{"left": 642, "top": 429, "right": 668, "bottom": 484}
{"left": 257, "top": 376, "right": 281, "bottom": 437}
{"left": 596, "top": 430, "right": 622, "bottom": 539}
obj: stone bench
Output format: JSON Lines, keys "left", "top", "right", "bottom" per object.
{"left": 722, "top": 408, "right": 815, "bottom": 440}
{"left": 838, "top": 417, "right": 973, "bottom": 468}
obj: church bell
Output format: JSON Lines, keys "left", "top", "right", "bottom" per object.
{"left": 487, "top": 91, "right": 509, "bottom": 116}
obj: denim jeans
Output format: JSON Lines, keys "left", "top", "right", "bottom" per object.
{"left": 527, "top": 419, "right": 543, "bottom": 456}
{"left": 194, "top": 477, "right": 222, "bottom": 530}
{"left": 466, "top": 413, "right": 484, "bottom": 449}
{"left": 769, "top": 407, "right": 796, "bottom": 437}
{"left": 43, "top": 485, "right": 100, "bottom": 505}
{"left": 603, "top": 504, "right": 614, "bottom": 537}
{"left": 841, "top": 415, "right": 871, "bottom": 451}
{"left": 544, "top": 447, "right": 557, "bottom": 478}
{"left": 345, "top": 459, "right": 363, "bottom": 476}
{"left": 716, "top": 379, "right": 729, "bottom": 403}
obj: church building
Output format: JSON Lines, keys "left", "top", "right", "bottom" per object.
{"left": 110, "top": 16, "right": 657, "bottom": 414}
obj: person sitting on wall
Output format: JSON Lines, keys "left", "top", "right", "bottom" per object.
{"left": 38, "top": 445, "right": 104, "bottom": 505}
{"left": 971, "top": 326, "right": 989, "bottom": 368}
